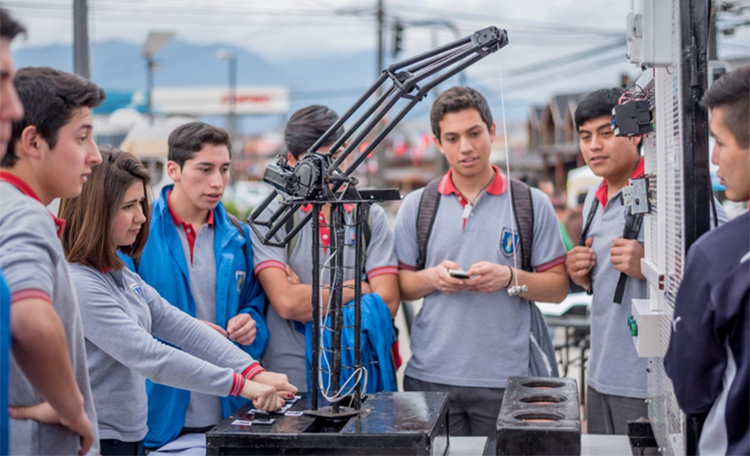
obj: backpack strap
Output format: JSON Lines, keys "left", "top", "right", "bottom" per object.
{"left": 579, "top": 197, "right": 600, "bottom": 246}
{"left": 509, "top": 178, "right": 534, "bottom": 272}
{"left": 578, "top": 194, "right": 644, "bottom": 304}
{"left": 415, "top": 177, "right": 443, "bottom": 271}
{"left": 285, "top": 209, "right": 301, "bottom": 258}
{"left": 353, "top": 206, "right": 372, "bottom": 278}
{"left": 361, "top": 212, "right": 371, "bottom": 276}
{"left": 612, "top": 211, "right": 644, "bottom": 304}
{"left": 279, "top": 193, "right": 302, "bottom": 258}
{"left": 414, "top": 176, "right": 535, "bottom": 273}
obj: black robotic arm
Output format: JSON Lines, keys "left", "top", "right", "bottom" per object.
{"left": 249, "top": 25, "right": 508, "bottom": 247}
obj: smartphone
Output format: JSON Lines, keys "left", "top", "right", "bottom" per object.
{"left": 448, "top": 269, "right": 470, "bottom": 279}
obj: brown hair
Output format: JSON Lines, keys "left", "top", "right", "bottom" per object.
{"left": 701, "top": 65, "right": 750, "bottom": 149}
{"left": 168, "top": 121, "right": 231, "bottom": 168}
{"left": 284, "top": 105, "right": 344, "bottom": 160}
{"left": 2, "top": 67, "right": 106, "bottom": 168}
{"left": 60, "top": 148, "right": 151, "bottom": 271}
{"left": 1, "top": 9, "right": 26, "bottom": 41}
{"left": 430, "top": 86, "right": 493, "bottom": 142}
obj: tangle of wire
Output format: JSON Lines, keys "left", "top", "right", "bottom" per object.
{"left": 314, "top": 215, "right": 369, "bottom": 403}
{"left": 618, "top": 84, "right": 652, "bottom": 104}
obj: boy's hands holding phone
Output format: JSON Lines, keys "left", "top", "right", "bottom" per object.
{"left": 426, "top": 261, "right": 511, "bottom": 295}
{"left": 463, "top": 261, "right": 512, "bottom": 293}
{"left": 448, "top": 269, "right": 470, "bottom": 279}
{"left": 425, "top": 261, "right": 474, "bottom": 295}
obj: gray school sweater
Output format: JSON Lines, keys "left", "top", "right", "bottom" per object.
{"left": 70, "top": 264, "right": 257, "bottom": 442}
{"left": 0, "top": 182, "right": 100, "bottom": 455}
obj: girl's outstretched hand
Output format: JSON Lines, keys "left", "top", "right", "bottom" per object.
{"left": 240, "top": 380, "right": 284, "bottom": 412}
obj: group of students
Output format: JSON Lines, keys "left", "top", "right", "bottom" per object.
{"left": 0, "top": 11, "right": 296, "bottom": 456}
{"left": 1, "top": 8, "right": 748, "bottom": 455}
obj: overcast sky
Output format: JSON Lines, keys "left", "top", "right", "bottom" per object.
{"left": 4, "top": 0, "right": 749, "bottom": 105}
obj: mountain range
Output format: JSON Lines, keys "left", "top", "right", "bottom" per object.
{"left": 13, "top": 39, "right": 530, "bottom": 133}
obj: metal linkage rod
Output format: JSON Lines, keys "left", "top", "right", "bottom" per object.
{"left": 311, "top": 205, "right": 321, "bottom": 410}
{"left": 329, "top": 26, "right": 507, "bottom": 175}
{"left": 329, "top": 205, "right": 346, "bottom": 413}
{"left": 352, "top": 203, "right": 369, "bottom": 410}
{"left": 248, "top": 26, "right": 507, "bottom": 247}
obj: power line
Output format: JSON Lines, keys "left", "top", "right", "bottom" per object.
{"left": 476, "top": 52, "right": 628, "bottom": 95}
{"left": 386, "top": 1, "right": 623, "bottom": 37}
{"left": 8, "top": 0, "right": 623, "bottom": 39}
{"left": 505, "top": 38, "right": 626, "bottom": 77}
{"left": 4, "top": 1, "right": 359, "bottom": 26}
{"left": 466, "top": 37, "right": 625, "bottom": 84}
{"left": 5, "top": 0, "right": 341, "bottom": 17}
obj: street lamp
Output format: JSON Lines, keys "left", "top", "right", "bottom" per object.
{"left": 142, "top": 31, "right": 174, "bottom": 125}
{"left": 216, "top": 49, "right": 237, "bottom": 148}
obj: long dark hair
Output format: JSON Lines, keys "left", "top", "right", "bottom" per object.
{"left": 60, "top": 148, "right": 151, "bottom": 271}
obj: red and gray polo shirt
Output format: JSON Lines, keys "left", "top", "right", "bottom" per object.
{"left": 0, "top": 172, "right": 101, "bottom": 454}
{"left": 394, "top": 166, "right": 565, "bottom": 389}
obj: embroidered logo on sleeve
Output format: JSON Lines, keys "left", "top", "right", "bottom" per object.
{"left": 501, "top": 228, "right": 518, "bottom": 256}
{"left": 129, "top": 282, "right": 147, "bottom": 302}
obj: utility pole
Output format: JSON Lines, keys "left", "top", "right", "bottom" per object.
{"left": 217, "top": 50, "right": 237, "bottom": 142}
{"left": 145, "top": 56, "right": 155, "bottom": 125}
{"left": 372, "top": 0, "right": 386, "bottom": 188}
{"left": 217, "top": 50, "right": 238, "bottom": 183}
{"left": 142, "top": 32, "right": 174, "bottom": 125}
{"left": 376, "top": 0, "right": 384, "bottom": 81}
{"left": 708, "top": 1, "right": 718, "bottom": 60}
{"left": 73, "top": 0, "right": 90, "bottom": 78}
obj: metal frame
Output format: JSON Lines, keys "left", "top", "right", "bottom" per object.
{"left": 249, "top": 26, "right": 508, "bottom": 248}
{"left": 635, "top": 0, "right": 711, "bottom": 453}
{"left": 248, "top": 26, "right": 508, "bottom": 415}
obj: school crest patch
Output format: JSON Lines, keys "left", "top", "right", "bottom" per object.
{"left": 501, "top": 228, "right": 518, "bottom": 256}
{"left": 346, "top": 227, "right": 357, "bottom": 246}
{"left": 235, "top": 271, "right": 247, "bottom": 293}
{"left": 130, "top": 282, "right": 147, "bottom": 302}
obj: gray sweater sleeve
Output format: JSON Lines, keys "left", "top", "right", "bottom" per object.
{"left": 135, "top": 270, "right": 260, "bottom": 373}
{"left": 75, "top": 266, "right": 242, "bottom": 397}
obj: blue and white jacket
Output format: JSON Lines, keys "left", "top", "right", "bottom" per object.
{"left": 131, "top": 185, "right": 268, "bottom": 449}
{"left": 1, "top": 271, "right": 10, "bottom": 456}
